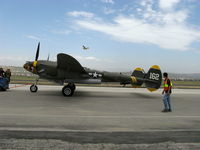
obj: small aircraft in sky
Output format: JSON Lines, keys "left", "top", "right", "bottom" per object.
{"left": 23, "top": 43, "right": 162, "bottom": 96}
{"left": 82, "top": 45, "right": 90, "bottom": 50}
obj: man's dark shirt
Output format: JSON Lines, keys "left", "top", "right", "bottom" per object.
{"left": 0, "top": 70, "right": 5, "bottom": 77}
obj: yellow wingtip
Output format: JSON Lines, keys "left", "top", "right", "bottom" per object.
{"left": 151, "top": 65, "right": 160, "bottom": 70}
{"left": 147, "top": 88, "right": 158, "bottom": 92}
{"left": 135, "top": 67, "right": 143, "bottom": 71}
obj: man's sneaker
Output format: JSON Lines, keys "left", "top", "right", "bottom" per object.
{"left": 168, "top": 109, "right": 172, "bottom": 112}
{"left": 162, "top": 109, "right": 168, "bottom": 112}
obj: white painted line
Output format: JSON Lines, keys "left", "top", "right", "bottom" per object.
{"left": 0, "top": 127, "right": 200, "bottom": 133}
{"left": 0, "top": 114, "right": 200, "bottom": 119}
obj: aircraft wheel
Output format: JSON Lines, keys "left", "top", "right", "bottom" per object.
{"left": 62, "top": 85, "right": 74, "bottom": 96}
{"left": 30, "top": 84, "right": 38, "bottom": 92}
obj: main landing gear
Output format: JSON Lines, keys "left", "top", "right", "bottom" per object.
{"left": 62, "top": 83, "right": 76, "bottom": 97}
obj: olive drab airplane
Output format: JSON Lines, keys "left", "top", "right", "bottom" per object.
{"left": 23, "top": 43, "right": 162, "bottom": 96}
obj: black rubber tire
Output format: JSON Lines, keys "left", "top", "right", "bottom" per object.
{"left": 62, "top": 85, "right": 74, "bottom": 96}
{"left": 30, "top": 84, "right": 38, "bottom": 93}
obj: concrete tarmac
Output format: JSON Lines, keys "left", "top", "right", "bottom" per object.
{"left": 0, "top": 84, "right": 200, "bottom": 148}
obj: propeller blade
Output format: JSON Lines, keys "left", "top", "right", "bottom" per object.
{"left": 47, "top": 53, "right": 50, "bottom": 61}
{"left": 35, "top": 42, "right": 40, "bottom": 61}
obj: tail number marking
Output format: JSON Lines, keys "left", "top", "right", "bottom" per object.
{"left": 149, "top": 73, "right": 159, "bottom": 80}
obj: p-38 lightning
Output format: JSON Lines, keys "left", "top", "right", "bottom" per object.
{"left": 23, "top": 43, "right": 162, "bottom": 96}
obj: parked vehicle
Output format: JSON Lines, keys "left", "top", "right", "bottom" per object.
{"left": 0, "top": 77, "right": 9, "bottom": 91}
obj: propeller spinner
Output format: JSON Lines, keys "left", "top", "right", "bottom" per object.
{"left": 23, "top": 42, "right": 40, "bottom": 73}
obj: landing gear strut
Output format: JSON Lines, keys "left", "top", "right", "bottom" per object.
{"left": 62, "top": 83, "right": 76, "bottom": 96}
{"left": 30, "top": 84, "right": 38, "bottom": 92}
{"left": 30, "top": 78, "right": 39, "bottom": 93}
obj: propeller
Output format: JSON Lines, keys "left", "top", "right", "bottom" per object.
{"left": 35, "top": 42, "right": 40, "bottom": 61}
{"left": 33, "top": 42, "right": 40, "bottom": 68}
{"left": 47, "top": 53, "right": 50, "bottom": 61}
{"left": 24, "top": 43, "right": 40, "bottom": 73}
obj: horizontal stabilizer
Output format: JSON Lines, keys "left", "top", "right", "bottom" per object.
{"left": 130, "top": 65, "right": 162, "bottom": 92}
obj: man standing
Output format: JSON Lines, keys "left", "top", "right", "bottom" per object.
{"left": 5, "top": 69, "right": 11, "bottom": 82}
{"left": 5, "top": 69, "right": 11, "bottom": 89}
{"left": 0, "top": 68, "right": 5, "bottom": 77}
{"left": 162, "top": 72, "right": 172, "bottom": 112}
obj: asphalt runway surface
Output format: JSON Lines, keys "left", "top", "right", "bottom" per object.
{"left": 0, "top": 85, "right": 200, "bottom": 149}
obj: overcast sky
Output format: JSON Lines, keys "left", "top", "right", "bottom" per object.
{"left": 0, "top": 0, "right": 200, "bottom": 73}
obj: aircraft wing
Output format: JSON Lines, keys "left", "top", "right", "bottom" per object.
{"left": 57, "top": 53, "right": 87, "bottom": 74}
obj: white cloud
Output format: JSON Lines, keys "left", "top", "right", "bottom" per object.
{"left": 76, "top": 17, "right": 200, "bottom": 51}
{"left": 0, "top": 55, "right": 29, "bottom": 66}
{"left": 85, "top": 56, "right": 99, "bottom": 61}
{"left": 51, "top": 30, "right": 70, "bottom": 35}
{"left": 69, "top": 0, "right": 200, "bottom": 51}
{"left": 75, "top": 56, "right": 100, "bottom": 61}
{"left": 159, "top": 0, "right": 181, "bottom": 10}
{"left": 73, "top": 55, "right": 116, "bottom": 71}
{"left": 101, "top": 0, "right": 114, "bottom": 4}
{"left": 67, "top": 11, "right": 94, "bottom": 18}
{"left": 161, "top": 10, "right": 188, "bottom": 24}
{"left": 26, "top": 35, "right": 40, "bottom": 40}
{"left": 103, "top": 7, "right": 116, "bottom": 14}
{"left": 140, "top": 0, "right": 153, "bottom": 7}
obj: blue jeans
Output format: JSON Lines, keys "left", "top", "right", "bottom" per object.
{"left": 163, "top": 93, "right": 172, "bottom": 110}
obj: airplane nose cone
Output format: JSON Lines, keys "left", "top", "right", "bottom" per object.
{"left": 23, "top": 63, "right": 28, "bottom": 70}
{"left": 23, "top": 62, "right": 32, "bottom": 71}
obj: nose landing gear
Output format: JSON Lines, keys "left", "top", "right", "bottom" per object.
{"left": 30, "top": 84, "right": 38, "bottom": 92}
{"left": 30, "top": 78, "right": 39, "bottom": 93}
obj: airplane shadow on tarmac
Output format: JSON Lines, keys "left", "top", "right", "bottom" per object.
{"left": 36, "top": 89, "right": 158, "bottom": 99}
{"left": 130, "top": 93, "right": 159, "bottom": 99}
